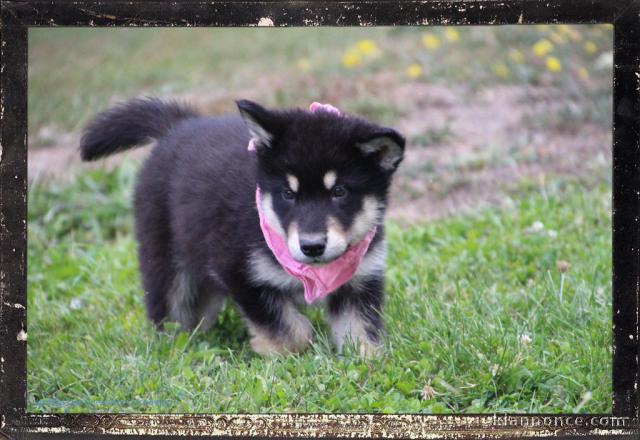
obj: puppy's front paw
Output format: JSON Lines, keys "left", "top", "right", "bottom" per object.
{"left": 330, "top": 309, "right": 382, "bottom": 359}
{"left": 248, "top": 310, "right": 313, "bottom": 356}
{"left": 357, "top": 338, "right": 382, "bottom": 359}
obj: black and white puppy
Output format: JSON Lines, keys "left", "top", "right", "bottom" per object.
{"left": 80, "top": 98, "right": 405, "bottom": 356}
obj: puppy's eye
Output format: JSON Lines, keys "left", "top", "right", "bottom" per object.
{"left": 282, "top": 189, "right": 295, "bottom": 201}
{"left": 331, "top": 185, "right": 347, "bottom": 199}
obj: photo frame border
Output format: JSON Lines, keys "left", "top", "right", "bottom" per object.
{"left": 1, "top": 1, "right": 638, "bottom": 438}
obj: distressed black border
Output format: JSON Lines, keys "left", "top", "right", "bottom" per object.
{"left": 1, "top": 1, "right": 639, "bottom": 438}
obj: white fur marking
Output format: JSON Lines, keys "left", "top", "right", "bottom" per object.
{"left": 349, "top": 197, "right": 382, "bottom": 243}
{"left": 287, "top": 221, "right": 307, "bottom": 262}
{"left": 287, "top": 174, "right": 299, "bottom": 193}
{"left": 325, "top": 216, "right": 348, "bottom": 260}
{"left": 351, "top": 239, "right": 387, "bottom": 286}
{"left": 323, "top": 170, "right": 337, "bottom": 190}
{"left": 248, "top": 249, "right": 302, "bottom": 291}
{"left": 261, "top": 192, "right": 286, "bottom": 237}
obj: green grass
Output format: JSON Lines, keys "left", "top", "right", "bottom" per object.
{"left": 27, "top": 162, "right": 611, "bottom": 413}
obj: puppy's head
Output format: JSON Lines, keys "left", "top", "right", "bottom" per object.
{"left": 238, "top": 100, "right": 405, "bottom": 265}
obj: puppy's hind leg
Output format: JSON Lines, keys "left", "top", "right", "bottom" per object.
{"left": 134, "top": 185, "right": 175, "bottom": 327}
{"left": 168, "top": 269, "right": 226, "bottom": 332}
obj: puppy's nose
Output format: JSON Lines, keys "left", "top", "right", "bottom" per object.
{"left": 300, "top": 236, "right": 326, "bottom": 258}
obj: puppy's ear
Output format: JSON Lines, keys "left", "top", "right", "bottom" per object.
{"left": 356, "top": 127, "right": 405, "bottom": 172}
{"left": 236, "top": 100, "right": 281, "bottom": 151}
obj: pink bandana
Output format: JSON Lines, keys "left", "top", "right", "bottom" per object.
{"left": 256, "top": 188, "right": 377, "bottom": 304}
{"left": 249, "top": 102, "right": 377, "bottom": 304}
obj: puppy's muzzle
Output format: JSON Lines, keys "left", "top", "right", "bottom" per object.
{"left": 299, "top": 234, "right": 327, "bottom": 258}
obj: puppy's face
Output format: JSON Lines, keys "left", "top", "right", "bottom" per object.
{"left": 238, "top": 100, "right": 405, "bottom": 264}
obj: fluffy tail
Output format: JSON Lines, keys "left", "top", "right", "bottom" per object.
{"left": 80, "top": 97, "right": 198, "bottom": 161}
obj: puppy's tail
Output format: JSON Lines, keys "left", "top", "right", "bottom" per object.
{"left": 80, "top": 97, "right": 198, "bottom": 161}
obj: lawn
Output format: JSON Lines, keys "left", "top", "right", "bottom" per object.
{"left": 27, "top": 163, "right": 611, "bottom": 413}
{"left": 27, "top": 25, "right": 613, "bottom": 413}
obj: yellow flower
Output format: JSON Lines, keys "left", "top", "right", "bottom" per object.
{"left": 297, "top": 58, "right": 311, "bottom": 73}
{"left": 493, "top": 63, "right": 510, "bottom": 79}
{"left": 532, "top": 39, "right": 554, "bottom": 57}
{"left": 342, "top": 50, "right": 362, "bottom": 68}
{"left": 509, "top": 49, "right": 525, "bottom": 64}
{"left": 548, "top": 31, "right": 566, "bottom": 45}
{"left": 445, "top": 28, "right": 460, "bottom": 42}
{"left": 421, "top": 33, "right": 441, "bottom": 50}
{"left": 545, "top": 56, "right": 562, "bottom": 72}
{"left": 556, "top": 25, "right": 581, "bottom": 41}
{"left": 584, "top": 41, "right": 598, "bottom": 54}
{"left": 406, "top": 63, "right": 423, "bottom": 79}
{"left": 356, "top": 39, "right": 379, "bottom": 57}
{"left": 578, "top": 67, "right": 589, "bottom": 79}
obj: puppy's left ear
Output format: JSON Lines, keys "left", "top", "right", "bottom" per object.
{"left": 236, "top": 100, "right": 281, "bottom": 152}
{"left": 356, "top": 127, "right": 405, "bottom": 172}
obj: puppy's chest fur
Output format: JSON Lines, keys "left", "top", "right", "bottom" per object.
{"left": 246, "top": 237, "right": 387, "bottom": 297}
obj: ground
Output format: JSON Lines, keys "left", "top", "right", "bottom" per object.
{"left": 27, "top": 25, "right": 613, "bottom": 413}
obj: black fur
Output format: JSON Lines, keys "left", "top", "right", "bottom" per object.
{"left": 80, "top": 97, "right": 405, "bottom": 356}
{"left": 80, "top": 97, "right": 198, "bottom": 161}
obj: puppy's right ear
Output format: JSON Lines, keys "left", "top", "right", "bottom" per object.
{"left": 236, "top": 100, "right": 281, "bottom": 151}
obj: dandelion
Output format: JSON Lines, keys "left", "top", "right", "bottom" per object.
{"left": 532, "top": 38, "right": 554, "bottom": 57}
{"left": 525, "top": 221, "right": 545, "bottom": 233}
{"left": 297, "top": 58, "right": 311, "bottom": 73}
{"left": 545, "top": 56, "right": 562, "bottom": 72}
{"left": 578, "top": 67, "right": 589, "bottom": 79}
{"left": 356, "top": 39, "right": 380, "bottom": 57}
{"left": 557, "top": 24, "right": 582, "bottom": 42}
{"left": 421, "top": 380, "right": 437, "bottom": 400}
{"left": 493, "top": 63, "right": 510, "bottom": 79}
{"left": 342, "top": 50, "right": 362, "bottom": 68}
{"left": 549, "top": 31, "right": 566, "bottom": 45}
{"left": 519, "top": 333, "right": 532, "bottom": 346}
{"left": 445, "top": 28, "right": 460, "bottom": 42}
{"left": 69, "top": 297, "right": 84, "bottom": 310}
{"left": 406, "top": 63, "right": 423, "bottom": 79}
{"left": 556, "top": 260, "right": 571, "bottom": 273}
{"left": 509, "top": 49, "right": 525, "bottom": 64}
{"left": 421, "top": 33, "right": 441, "bottom": 50}
{"left": 584, "top": 41, "right": 598, "bottom": 54}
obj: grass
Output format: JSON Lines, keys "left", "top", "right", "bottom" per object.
{"left": 27, "top": 162, "right": 611, "bottom": 413}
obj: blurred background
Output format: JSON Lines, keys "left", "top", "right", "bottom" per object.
{"left": 29, "top": 25, "right": 612, "bottom": 222}
{"left": 27, "top": 26, "right": 614, "bottom": 414}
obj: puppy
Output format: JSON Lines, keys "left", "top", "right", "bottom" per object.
{"left": 80, "top": 98, "right": 405, "bottom": 356}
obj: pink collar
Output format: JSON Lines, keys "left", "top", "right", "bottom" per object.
{"left": 249, "top": 102, "right": 377, "bottom": 304}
